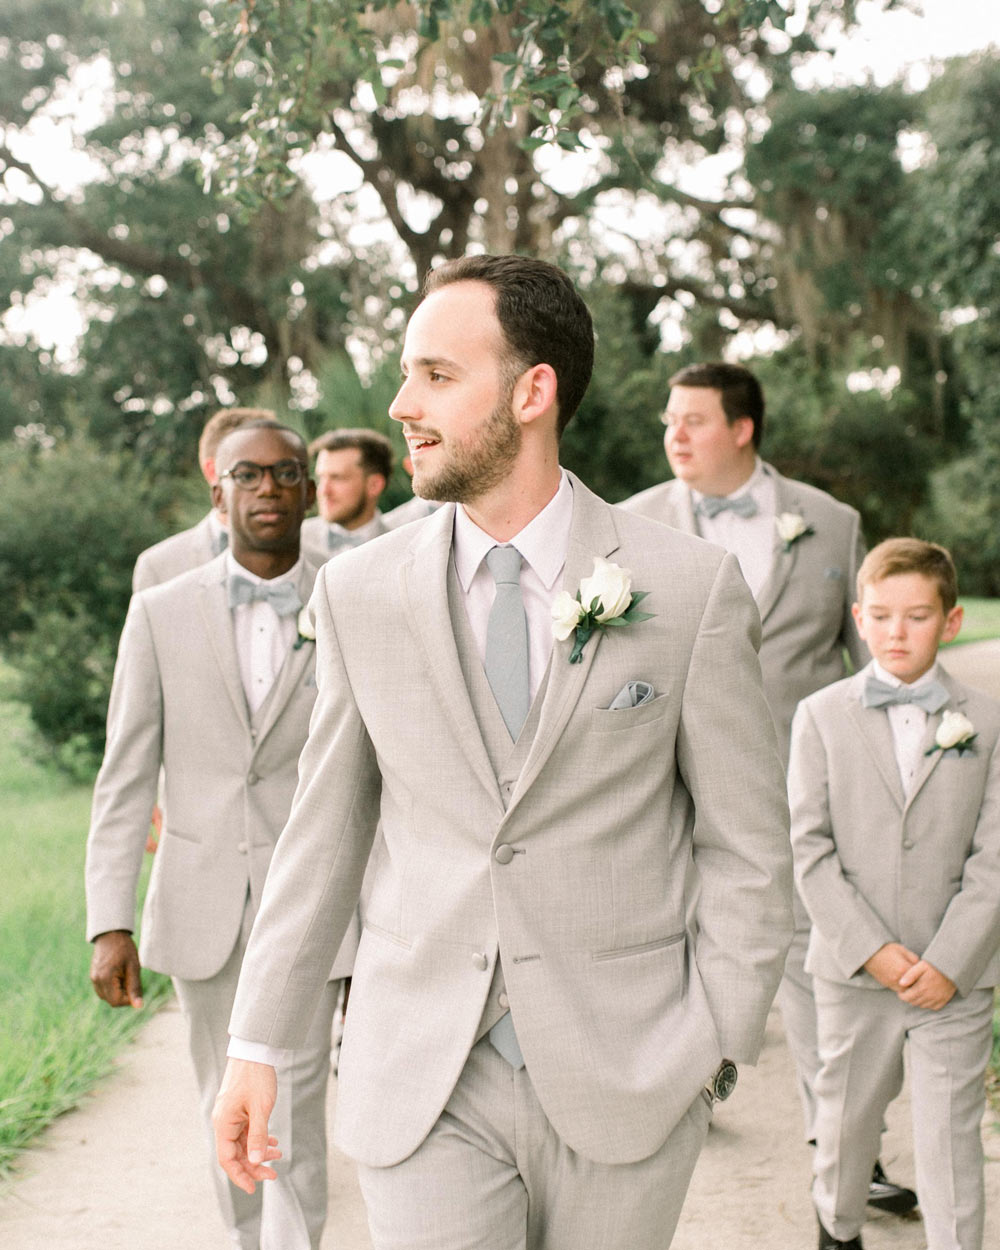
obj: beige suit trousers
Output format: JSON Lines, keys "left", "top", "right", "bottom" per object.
{"left": 173, "top": 900, "right": 338, "bottom": 1250}
{"left": 357, "top": 1034, "right": 713, "bottom": 1250}
{"left": 812, "top": 977, "right": 993, "bottom": 1250}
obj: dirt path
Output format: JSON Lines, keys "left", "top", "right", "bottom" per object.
{"left": 3, "top": 639, "right": 999, "bottom": 1248}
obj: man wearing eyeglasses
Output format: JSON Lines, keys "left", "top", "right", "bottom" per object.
{"left": 86, "top": 420, "right": 343, "bottom": 1250}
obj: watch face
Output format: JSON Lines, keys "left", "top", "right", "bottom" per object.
{"left": 714, "top": 1060, "right": 738, "bottom": 1102}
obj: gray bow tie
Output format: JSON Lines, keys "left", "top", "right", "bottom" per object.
{"left": 328, "top": 528, "right": 363, "bottom": 552}
{"left": 697, "top": 493, "right": 758, "bottom": 520}
{"left": 228, "top": 575, "right": 302, "bottom": 617}
{"left": 862, "top": 675, "right": 949, "bottom": 714}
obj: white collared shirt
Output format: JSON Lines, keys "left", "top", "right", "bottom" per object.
{"left": 871, "top": 659, "right": 942, "bottom": 795}
{"left": 690, "top": 458, "right": 777, "bottom": 601}
{"left": 225, "top": 551, "right": 302, "bottom": 714}
{"left": 452, "top": 472, "right": 574, "bottom": 698}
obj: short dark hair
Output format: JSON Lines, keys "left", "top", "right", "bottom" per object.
{"left": 214, "top": 421, "right": 309, "bottom": 474}
{"left": 857, "top": 538, "right": 958, "bottom": 613}
{"left": 422, "top": 254, "right": 594, "bottom": 437}
{"left": 198, "top": 407, "right": 276, "bottom": 467}
{"left": 668, "top": 362, "right": 765, "bottom": 449}
{"left": 307, "top": 428, "right": 394, "bottom": 480}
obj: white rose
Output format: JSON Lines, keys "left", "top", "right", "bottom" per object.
{"left": 776, "top": 512, "right": 808, "bottom": 545}
{"left": 936, "top": 709, "right": 975, "bottom": 750}
{"left": 551, "top": 591, "right": 585, "bottom": 642}
{"left": 296, "top": 605, "right": 316, "bottom": 641}
{"left": 578, "top": 558, "right": 633, "bottom": 622}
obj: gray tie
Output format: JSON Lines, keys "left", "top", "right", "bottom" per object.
{"left": 863, "top": 675, "right": 949, "bottom": 714}
{"left": 484, "top": 545, "right": 530, "bottom": 740}
{"left": 697, "top": 493, "right": 758, "bottom": 519}
{"left": 483, "top": 544, "right": 528, "bottom": 1070}
{"left": 228, "top": 575, "right": 302, "bottom": 617}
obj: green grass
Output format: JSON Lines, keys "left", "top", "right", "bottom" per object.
{"left": 0, "top": 684, "right": 169, "bottom": 1180}
{"left": 950, "top": 597, "right": 1000, "bottom": 646}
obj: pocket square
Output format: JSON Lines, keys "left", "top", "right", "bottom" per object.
{"left": 608, "top": 680, "right": 655, "bottom": 710}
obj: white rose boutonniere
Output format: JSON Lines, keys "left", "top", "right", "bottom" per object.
{"left": 925, "top": 709, "right": 977, "bottom": 757}
{"left": 552, "top": 557, "right": 655, "bottom": 664}
{"left": 294, "top": 605, "right": 316, "bottom": 650}
{"left": 775, "top": 512, "right": 815, "bottom": 552}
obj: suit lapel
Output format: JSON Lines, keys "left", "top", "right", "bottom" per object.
{"left": 402, "top": 504, "right": 502, "bottom": 805}
{"left": 507, "top": 476, "right": 621, "bottom": 811}
{"left": 846, "top": 667, "right": 905, "bottom": 809}
{"left": 755, "top": 469, "right": 798, "bottom": 624}
{"left": 905, "top": 671, "right": 968, "bottom": 808}
{"left": 198, "top": 554, "right": 252, "bottom": 732}
{"left": 253, "top": 559, "right": 320, "bottom": 746}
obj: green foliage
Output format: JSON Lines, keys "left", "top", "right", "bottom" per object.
{"left": 0, "top": 438, "right": 178, "bottom": 765}
{"left": 0, "top": 686, "right": 170, "bottom": 1177}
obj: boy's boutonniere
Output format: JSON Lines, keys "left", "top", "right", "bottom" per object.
{"left": 776, "top": 512, "right": 815, "bottom": 552}
{"left": 925, "top": 709, "right": 977, "bottom": 756}
{"left": 294, "top": 606, "right": 316, "bottom": 650}
{"left": 552, "top": 558, "right": 655, "bottom": 664}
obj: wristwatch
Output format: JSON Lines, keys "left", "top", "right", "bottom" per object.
{"left": 705, "top": 1058, "right": 738, "bottom": 1103}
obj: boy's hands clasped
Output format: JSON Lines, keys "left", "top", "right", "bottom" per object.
{"left": 864, "top": 942, "right": 956, "bottom": 1010}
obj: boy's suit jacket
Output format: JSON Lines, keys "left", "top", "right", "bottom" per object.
{"left": 230, "top": 473, "right": 793, "bottom": 1170}
{"left": 789, "top": 662, "right": 1000, "bottom": 996}
{"left": 86, "top": 553, "right": 331, "bottom": 981}
{"left": 132, "top": 512, "right": 219, "bottom": 592}
{"left": 620, "top": 466, "right": 868, "bottom": 762}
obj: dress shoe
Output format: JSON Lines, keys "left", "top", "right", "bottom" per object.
{"left": 817, "top": 1215, "right": 863, "bottom": 1249}
{"left": 867, "top": 1159, "right": 917, "bottom": 1213}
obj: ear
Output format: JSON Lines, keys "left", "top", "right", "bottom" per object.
{"left": 211, "top": 481, "right": 226, "bottom": 517}
{"left": 732, "top": 416, "right": 755, "bottom": 450}
{"left": 366, "top": 473, "right": 387, "bottom": 503}
{"left": 202, "top": 456, "right": 217, "bottom": 486}
{"left": 512, "top": 363, "right": 558, "bottom": 428}
{"left": 941, "top": 603, "right": 963, "bottom": 645}
{"left": 850, "top": 600, "right": 866, "bottom": 640}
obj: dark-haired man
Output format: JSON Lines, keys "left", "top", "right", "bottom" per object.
{"left": 87, "top": 421, "right": 339, "bottom": 1249}
{"left": 214, "top": 259, "right": 792, "bottom": 1249}
{"left": 300, "top": 427, "right": 393, "bottom": 561}
{"left": 621, "top": 363, "right": 914, "bottom": 1215}
{"left": 132, "top": 407, "right": 275, "bottom": 591}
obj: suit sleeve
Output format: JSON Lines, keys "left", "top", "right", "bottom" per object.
{"left": 788, "top": 699, "right": 894, "bottom": 977}
{"left": 841, "top": 513, "right": 869, "bottom": 674}
{"left": 85, "top": 595, "right": 164, "bottom": 940}
{"left": 921, "top": 727, "right": 1000, "bottom": 994}
{"left": 676, "top": 552, "right": 793, "bottom": 1062}
{"left": 229, "top": 566, "right": 383, "bottom": 1048}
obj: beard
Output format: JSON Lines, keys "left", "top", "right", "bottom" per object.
{"left": 413, "top": 396, "right": 522, "bottom": 504}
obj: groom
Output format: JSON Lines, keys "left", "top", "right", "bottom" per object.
{"left": 213, "top": 255, "right": 793, "bottom": 1249}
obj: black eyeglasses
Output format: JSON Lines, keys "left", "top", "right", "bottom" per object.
{"left": 219, "top": 460, "right": 306, "bottom": 489}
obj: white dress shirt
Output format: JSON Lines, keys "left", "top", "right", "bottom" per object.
{"left": 228, "top": 474, "right": 575, "bottom": 1067}
{"left": 869, "top": 659, "right": 943, "bottom": 796}
{"left": 226, "top": 552, "right": 301, "bottom": 714}
{"left": 690, "top": 458, "right": 777, "bottom": 601}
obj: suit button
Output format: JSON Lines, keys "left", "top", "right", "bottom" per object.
{"left": 237, "top": 841, "right": 248, "bottom": 854}
{"left": 247, "top": 772, "right": 260, "bottom": 785}
{"left": 902, "top": 839, "right": 914, "bottom": 849}
{"left": 495, "top": 844, "right": 515, "bottom": 864}
{"left": 498, "top": 992, "right": 509, "bottom": 1009}
{"left": 472, "top": 952, "right": 488, "bottom": 972}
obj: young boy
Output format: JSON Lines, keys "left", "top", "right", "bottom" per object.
{"left": 788, "top": 538, "right": 1000, "bottom": 1250}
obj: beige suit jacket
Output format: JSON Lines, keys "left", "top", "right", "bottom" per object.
{"left": 620, "top": 466, "right": 868, "bottom": 763}
{"left": 230, "top": 474, "right": 792, "bottom": 1168}
{"left": 86, "top": 554, "right": 324, "bottom": 981}
{"left": 789, "top": 663, "right": 1000, "bottom": 996}
{"left": 132, "top": 512, "right": 220, "bottom": 592}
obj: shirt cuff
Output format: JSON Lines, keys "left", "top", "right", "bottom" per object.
{"left": 227, "top": 1035, "right": 291, "bottom": 1067}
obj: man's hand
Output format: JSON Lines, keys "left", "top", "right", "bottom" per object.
{"left": 213, "top": 1058, "right": 281, "bottom": 1194}
{"left": 90, "top": 930, "right": 144, "bottom": 1008}
{"left": 863, "top": 942, "right": 918, "bottom": 991}
{"left": 897, "top": 959, "right": 957, "bottom": 1010}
